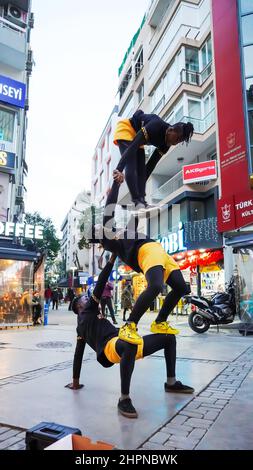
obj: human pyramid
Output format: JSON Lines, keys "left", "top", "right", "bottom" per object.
{"left": 66, "top": 110, "right": 195, "bottom": 418}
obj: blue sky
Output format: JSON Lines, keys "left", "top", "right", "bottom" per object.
{"left": 26, "top": 0, "right": 149, "bottom": 234}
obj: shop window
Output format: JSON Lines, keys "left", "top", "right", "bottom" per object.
{"left": 180, "top": 201, "right": 188, "bottom": 223}
{"left": 0, "top": 259, "right": 34, "bottom": 325}
{"left": 0, "top": 108, "right": 15, "bottom": 142}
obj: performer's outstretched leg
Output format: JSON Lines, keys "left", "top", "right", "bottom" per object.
{"left": 115, "top": 340, "right": 138, "bottom": 418}
{"left": 155, "top": 270, "right": 190, "bottom": 323}
{"left": 142, "top": 334, "right": 194, "bottom": 393}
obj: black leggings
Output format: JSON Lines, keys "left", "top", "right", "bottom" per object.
{"left": 118, "top": 140, "right": 146, "bottom": 202}
{"left": 128, "top": 266, "right": 190, "bottom": 325}
{"left": 116, "top": 334, "right": 176, "bottom": 395}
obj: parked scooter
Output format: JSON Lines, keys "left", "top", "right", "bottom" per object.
{"left": 184, "top": 277, "right": 236, "bottom": 333}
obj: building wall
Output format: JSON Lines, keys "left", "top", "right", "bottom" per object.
{"left": 61, "top": 190, "right": 90, "bottom": 274}
{"left": 0, "top": 1, "right": 33, "bottom": 223}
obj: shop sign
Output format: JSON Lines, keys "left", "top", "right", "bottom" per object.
{"left": 234, "top": 191, "right": 253, "bottom": 228}
{"left": 0, "top": 150, "right": 15, "bottom": 172}
{"left": 183, "top": 160, "right": 217, "bottom": 184}
{"left": 0, "top": 222, "right": 44, "bottom": 239}
{"left": 158, "top": 222, "right": 186, "bottom": 254}
{"left": 217, "top": 196, "right": 236, "bottom": 232}
{"left": 217, "top": 191, "right": 253, "bottom": 231}
{"left": 212, "top": 0, "right": 251, "bottom": 232}
{"left": 0, "top": 75, "right": 26, "bottom": 108}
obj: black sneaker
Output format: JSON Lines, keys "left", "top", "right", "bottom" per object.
{"left": 164, "top": 381, "right": 195, "bottom": 394}
{"left": 117, "top": 398, "right": 138, "bottom": 418}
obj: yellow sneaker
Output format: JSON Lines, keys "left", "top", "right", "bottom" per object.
{"left": 150, "top": 321, "right": 179, "bottom": 335}
{"left": 118, "top": 322, "right": 142, "bottom": 345}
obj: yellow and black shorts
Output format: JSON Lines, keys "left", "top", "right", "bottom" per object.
{"left": 138, "top": 242, "right": 180, "bottom": 282}
{"left": 104, "top": 336, "right": 144, "bottom": 364}
{"left": 113, "top": 119, "right": 136, "bottom": 145}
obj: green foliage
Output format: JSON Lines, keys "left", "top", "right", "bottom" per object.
{"left": 23, "top": 212, "right": 60, "bottom": 259}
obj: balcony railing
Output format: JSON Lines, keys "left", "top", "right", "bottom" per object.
{"left": 180, "top": 61, "right": 212, "bottom": 87}
{"left": 153, "top": 170, "right": 183, "bottom": 201}
{"left": 182, "top": 108, "right": 215, "bottom": 134}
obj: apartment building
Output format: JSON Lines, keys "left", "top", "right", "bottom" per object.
{"left": 61, "top": 190, "right": 91, "bottom": 282}
{"left": 0, "top": 1, "right": 34, "bottom": 222}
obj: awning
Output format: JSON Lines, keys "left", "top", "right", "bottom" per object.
{"left": 225, "top": 233, "right": 253, "bottom": 248}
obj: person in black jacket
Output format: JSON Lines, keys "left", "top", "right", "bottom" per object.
{"left": 65, "top": 255, "right": 194, "bottom": 418}
{"left": 91, "top": 175, "right": 190, "bottom": 345}
{"left": 113, "top": 109, "right": 194, "bottom": 209}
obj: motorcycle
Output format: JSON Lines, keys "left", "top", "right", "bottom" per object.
{"left": 184, "top": 277, "right": 236, "bottom": 333}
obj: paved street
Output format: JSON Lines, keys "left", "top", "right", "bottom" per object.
{"left": 0, "top": 304, "right": 253, "bottom": 450}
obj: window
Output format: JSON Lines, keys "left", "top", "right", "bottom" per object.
{"left": 99, "top": 171, "right": 104, "bottom": 193}
{"left": 135, "top": 49, "right": 143, "bottom": 79}
{"left": 137, "top": 81, "right": 144, "bottom": 104}
{"left": 107, "top": 127, "right": 111, "bottom": 152}
{"left": 174, "top": 105, "right": 184, "bottom": 122}
{"left": 241, "top": 0, "right": 253, "bottom": 15}
{"left": 0, "top": 108, "right": 15, "bottom": 142}
{"left": 188, "top": 99, "right": 201, "bottom": 119}
{"left": 94, "top": 180, "right": 98, "bottom": 198}
{"left": 242, "top": 14, "right": 253, "bottom": 44}
{"left": 244, "top": 45, "right": 253, "bottom": 76}
{"left": 201, "top": 37, "right": 212, "bottom": 68}
{"left": 119, "top": 67, "right": 132, "bottom": 98}
{"left": 185, "top": 48, "right": 199, "bottom": 71}
{"left": 107, "top": 158, "right": 111, "bottom": 181}
{"left": 94, "top": 155, "right": 98, "bottom": 174}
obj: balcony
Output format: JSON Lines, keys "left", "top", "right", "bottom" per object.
{"left": 0, "top": 17, "right": 26, "bottom": 70}
{"left": 181, "top": 108, "right": 215, "bottom": 134}
{"left": 148, "top": 0, "right": 172, "bottom": 27}
{"left": 180, "top": 61, "right": 212, "bottom": 87}
{"left": 152, "top": 170, "right": 183, "bottom": 201}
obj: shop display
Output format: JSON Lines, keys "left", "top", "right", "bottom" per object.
{"left": 0, "top": 259, "right": 34, "bottom": 325}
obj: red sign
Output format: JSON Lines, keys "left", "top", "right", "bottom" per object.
{"left": 212, "top": 0, "right": 249, "bottom": 202}
{"left": 217, "top": 196, "right": 236, "bottom": 232}
{"left": 183, "top": 160, "right": 217, "bottom": 184}
{"left": 234, "top": 191, "right": 253, "bottom": 229}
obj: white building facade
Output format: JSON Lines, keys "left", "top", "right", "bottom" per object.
{"left": 0, "top": 0, "right": 34, "bottom": 222}
{"left": 61, "top": 190, "right": 91, "bottom": 276}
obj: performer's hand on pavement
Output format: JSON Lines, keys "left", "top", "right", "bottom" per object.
{"left": 65, "top": 382, "right": 84, "bottom": 390}
{"left": 113, "top": 170, "right": 124, "bottom": 185}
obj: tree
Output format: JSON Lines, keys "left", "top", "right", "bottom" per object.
{"left": 23, "top": 212, "right": 61, "bottom": 284}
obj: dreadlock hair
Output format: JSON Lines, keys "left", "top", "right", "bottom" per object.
{"left": 172, "top": 121, "right": 194, "bottom": 145}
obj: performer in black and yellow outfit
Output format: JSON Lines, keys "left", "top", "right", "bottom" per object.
{"left": 91, "top": 174, "right": 190, "bottom": 345}
{"left": 65, "top": 255, "right": 194, "bottom": 419}
{"left": 114, "top": 109, "right": 194, "bottom": 209}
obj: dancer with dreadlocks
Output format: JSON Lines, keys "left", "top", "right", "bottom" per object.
{"left": 113, "top": 109, "right": 194, "bottom": 210}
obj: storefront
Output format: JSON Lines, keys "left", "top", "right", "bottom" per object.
{"left": 0, "top": 224, "right": 44, "bottom": 327}
{"left": 224, "top": 231, "right": 253, "bottom": 324}
{"left": 172, "top": 248, "right": 224, "bottom": 297}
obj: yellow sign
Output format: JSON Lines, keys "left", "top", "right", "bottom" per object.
{"left": 200, "top": 265, "right": 221, "bottom": 273}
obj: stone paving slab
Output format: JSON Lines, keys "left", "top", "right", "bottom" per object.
{"left": 0, "top": 356, "right": 225, "bottom": 450}
{"left": 196, "top": 369, "right": 253, "bottom": 450}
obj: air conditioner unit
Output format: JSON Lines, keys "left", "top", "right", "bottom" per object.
{"left": 4, "top": 4, "right": 28, "bottom": 28}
